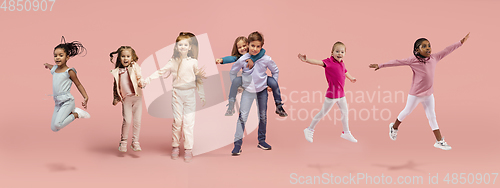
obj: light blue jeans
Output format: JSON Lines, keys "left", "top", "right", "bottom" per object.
{"left": 234, "top": 89, "right": 268, "bottom": 146}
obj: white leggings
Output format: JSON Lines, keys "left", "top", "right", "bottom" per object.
{"left": 397, "top": 94, "right": 439, "bottom": 130}
{"left": 308, "top": 97, "right": 349, "bottom": 132}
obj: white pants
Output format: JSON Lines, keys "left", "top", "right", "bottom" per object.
{"left": 121, "top": 96, "right": 142, "bottom": 142}
{"left": 172, "top": 88, "right": 196, "bottom": 149}
{"left": 397, "top": 94, "right": 439, "bottom": 130}
{"left": 309, "top": 97, "right": 350, "bottom": 132}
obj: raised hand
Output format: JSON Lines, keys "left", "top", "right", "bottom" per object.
{"left": 369, "top": 64, "right": 380, "bottom": 71}
{"left": 461, "top": 32, "right": 470, "bottom": 44}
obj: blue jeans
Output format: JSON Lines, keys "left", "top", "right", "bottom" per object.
{"left": 228, "top": 76, "right": 282, "bottom": 104}
{"left": 234, "top": 89, "right": 268, "bottom": 146}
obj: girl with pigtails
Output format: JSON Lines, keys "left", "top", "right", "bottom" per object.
{"left": 44, "top": 36, "right": 90, "bottom": 132}
{"left": 110, "top": 46, "right": 145, "bottom": 152}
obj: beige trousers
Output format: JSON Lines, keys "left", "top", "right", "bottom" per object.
{"left": 171, "top": 88, "right": 196, "bottom": 149}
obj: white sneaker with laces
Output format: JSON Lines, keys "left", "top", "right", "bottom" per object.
{"left": 303, "top": 128, "right": 314, "bottom": 143}
{"left": 340, "top": 131, "right": 358, "bottom": 143}
{"left": 74, "top": 108, "right": 90, "bottom": 119}
{"left": 389, "top": 123, "right": 398, "bottom": 140}
{"left": 434, "top": 138, "right": 452, "bottom": 150}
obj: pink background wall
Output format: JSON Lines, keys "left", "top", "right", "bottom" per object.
{"left": 1, "top": 0, "right": 499, "bottom": 187}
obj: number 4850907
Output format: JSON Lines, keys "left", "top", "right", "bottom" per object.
{"left": 1, "top": 0, "right": 56, "bottom": 11}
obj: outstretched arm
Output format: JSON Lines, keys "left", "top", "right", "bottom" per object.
{"left": 369, "top": 64, "right": 380, "bottom": 71}
{"left": 69, "top": 70, "right": 89, "bottom": 109}
{"left": 44, "top": 63, "right": 54, "bottom": 70}
{"left": 145, "top": 60, "right": 173, "bottom": 84}
{"left": 434, "top": 33, "right": 469, "bottom": 61}
{"left": 370, "top": 56, "right": 414, "bottom": 71}
{"left": 217, "top": 56, "right": 238, "bottom": 64}
{"left": 298, "top": 53, "right": 324, "bottom": 66}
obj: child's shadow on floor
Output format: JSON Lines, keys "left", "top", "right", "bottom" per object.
{"left": 372, "top": 160, "right": 424, "bottom": 172}
{"left": 47, "top": 163, "right": 77, "bottom": 172}
{"left": 307, "top": 163, "right": 340, "bottom": 173}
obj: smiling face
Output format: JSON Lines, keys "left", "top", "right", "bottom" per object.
{"left": 331, "top": 45, "right": 346, "bottom": 62}
{"left": 176, "top": 39, "right": 191, "bottom": 57}
{"left": 54, "top": 48, "right": 69, "bottom": 67}
{"left": 120, "top": 49, "right": 133, "bottom": 67}
{"left": 236, "top": 40, "right": 249, "bottom": 55}
{"left": 416, "top": 40, "right": 432, "bottom": 58}
{"left": 248, "top": 41, "right": 262, "bottom": 56}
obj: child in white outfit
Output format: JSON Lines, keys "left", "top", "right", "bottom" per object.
{"left": 145, "top": 32, "right": 205, "bottom": 162}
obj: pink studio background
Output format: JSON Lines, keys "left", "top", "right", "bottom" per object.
{"left": 1, "top": 0, "right": 499, "bottom": 187}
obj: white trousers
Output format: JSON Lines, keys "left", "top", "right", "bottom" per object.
{"left": 397, "top": 94, "right": 439, "bottom": 130}
{"left": 172, "top": 88, "right": 196, "bottom": 149}
{"left": 308, "top": 97, "right": 350, "bottom": 132}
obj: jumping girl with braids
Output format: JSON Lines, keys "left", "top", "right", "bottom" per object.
{"left": 44, "top": 36, "right": 90, "bottom": 132}
{"left": 369, "top": 33, "right": 470, "bottom": 150}
{"left": 110, "top": 46, "right": 145, "bottom": 152}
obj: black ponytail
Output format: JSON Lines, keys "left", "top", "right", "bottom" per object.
{"left": 54, "top": 36, "right": 87, "bottom": 58}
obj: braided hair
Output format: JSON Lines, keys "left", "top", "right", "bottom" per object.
{"left": 54, "top": 36, "right": 86, "bottom": 58}
{"left": 413, "top": 38, "right": 429, "bottom": 63}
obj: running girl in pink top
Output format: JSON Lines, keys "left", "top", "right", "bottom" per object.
{"left": 298, "top": 41, "right": 358, "bottom": 143}
{"left": 369, "top": 33, "right": 470, "bottom": 150}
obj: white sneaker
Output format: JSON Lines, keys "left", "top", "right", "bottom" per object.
{"left": 303, "top": 128, "right": 314, "bottom": 143}
{"left": 74, "top": 108, "right": 90, "bottom": 119}
{"left": 118, "top": 141, "right": 127, "bottom": 152}
{"left": 434, "top": 138, "right": 452, "bottom": 150}
{"left": 340, "top": 131, "right": 358, "bottom": 143}
{"left": 389, "top": 123, "right": 398, "bottom": 140}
